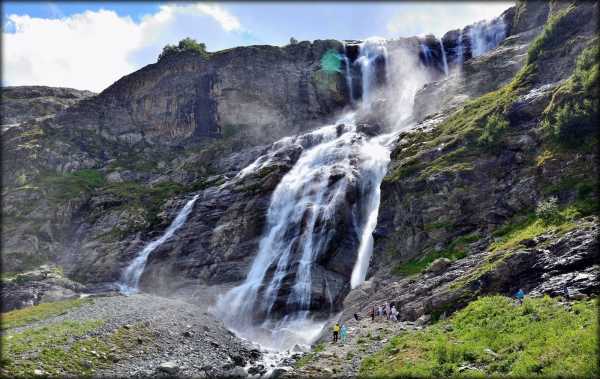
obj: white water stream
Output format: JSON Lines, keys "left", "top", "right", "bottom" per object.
{"left": 117, "top": 194, "right": 200, "bottom": 295}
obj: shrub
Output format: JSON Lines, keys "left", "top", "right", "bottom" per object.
{"left": 158, "top": 37, "right": 209, "bottom": 61}
{"left": 535, "top": 197, "right": 563, "bottom": 225}
{"left": 541, "top": 42, "right": 599, "bottom": 147}
{"left": 478, "top": 113, "right": 509, "bottom": 148}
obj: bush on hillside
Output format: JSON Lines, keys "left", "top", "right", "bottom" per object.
{"left": 478, "top": 113, "right": 509, "bottom": 148}
{"left": 542, "top": 42, "right": 599, "bottom": 147}
{"left": 158, "top": 38, "right": 209, "bottom": 62}
{"left": 535, "top": 197, "right": 562, "bottom": 225}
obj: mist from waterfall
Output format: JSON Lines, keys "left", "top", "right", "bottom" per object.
{"left": 117, "top": 195, "right": 200, "bottom": 295}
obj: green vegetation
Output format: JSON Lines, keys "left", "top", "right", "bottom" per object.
{"left": 541, "top": 41, "right": 599, "bottom": 147}
{"left": 526, "top": 5, "right": 576, "bottom": 64}
{"left": 478, "top": 113, "right": 509, "bottom": 149}
{"left": 158, "top": 37, "right": 210, "bottom": 61}
{"left": 1, "top": 320, "right": 153, "bottom": 377}
{"left": 294, "top": 343, "right": 325, "bottom": 368}
{"left": 386, "top": 56, "right": 530, "bottom": 182}
{"left": 394, "top": 233, "right": 479, "bottom": 276}
{"left": 360, "top": 295, "right": 598, "bottom": 377}
{"left": 1, "top": 298, "right": 93, "bottom": 330}
{"left": 489, "top": 199, "right": 592, "bottom": 252}
{"left": 41, "top": 169, "right": 105, "bottom": 201}
{"left": 102, "top": 180, "right": 186, "bottom": 229}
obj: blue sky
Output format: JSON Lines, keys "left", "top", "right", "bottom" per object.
{"left": 3, "top": 2, "right": 512, "bottom": 91}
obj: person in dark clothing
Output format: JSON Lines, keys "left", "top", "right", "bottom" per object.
{"left": 563, "top": 284, "right": 570, "bottom": 300}
{"left": 354, "top": 313, "right": 360, "bottom": 321}
{"left": 370, "top": 307, "right": 375, "bottom": 322}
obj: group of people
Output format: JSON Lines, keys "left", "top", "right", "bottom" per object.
{"left": 369, "top": 302, "right": 400, "bottom": 322}
{"left": 332, "top": 322, "right": 348, "bottom": 343}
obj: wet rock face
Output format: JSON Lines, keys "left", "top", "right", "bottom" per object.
{"left": 55, "top": 40, "right": 349, "bottom": 147}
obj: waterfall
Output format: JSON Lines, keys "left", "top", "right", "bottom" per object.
{"left": 342, "top": 43, "right": 355, "bottom": 104}
{"left": 117, "top": 194, "right": 199, "bottom": 295}
{"left": 439, "top": 39, "right": 449, "bottom": 76}
{"left": 469, "top": 18, "right": 507, "bottom": 57}
{"left": 216, "top": 40, "right": 404, "bottom": 351}
{"left": 350, "top": 133, "right": 392, "bottom": 288}
{"left": 356, "top": 37, "right": 387, "bottom": 105}
{"left": 420, "top": 43, "right": 433, "bottom": 67}
{"left": 456, "top": 32, "right": 465, "bottom": 67}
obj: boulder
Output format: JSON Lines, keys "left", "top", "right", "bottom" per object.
{"left": 158, "top": 361, "right": 179, "bottom": 374}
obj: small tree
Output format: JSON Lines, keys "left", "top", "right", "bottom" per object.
{"left": 536, "top": 197, "right": 562, "bottom": 225}
{"left": 158, "top": 37, "right": 209, "bottom": 61}
{"left": 478, "top": 113, "right": 509, "bottom": 148}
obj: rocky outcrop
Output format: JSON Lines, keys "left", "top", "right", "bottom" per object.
{"left": 1, "top": 265, "right": 86, "bottom": 311}
{"left": 1, "top": 86, "right": 95, "bottom": 127}
{"left": 343, "top": 218, "right": 598, "bottom": 322}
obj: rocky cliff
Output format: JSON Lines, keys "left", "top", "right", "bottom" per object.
{"left": 54, "top": 40, "right": 350, "bottom": 147}
{"left": 1, "top": 86, "right": 95, "bottom": 126}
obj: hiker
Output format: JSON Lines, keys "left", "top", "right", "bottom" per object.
{"left": 385, "top": 302, "right": 391, "bottom": 320}
{"left": 390, "top": 305, "right": 398, "bottom": 321}
{"left": 377, "top": 304, "right": 383, "bottom": 317}
{"left": 354, "top": 313, "right": 360, "bottom": 322}
{"left": 563, "top": 283, "right": 570, "bottom": 300}
{"left": 515, "top": 288, "right": 525, "bottom": 304}
{"left": 370, "top": 306, "right": 375, "bottom": 322}
{"left": 333, "top": 322, "right": 340, "bottom": 343}
{"left": 340, "top": 324, "right": 348, "bottom": 343}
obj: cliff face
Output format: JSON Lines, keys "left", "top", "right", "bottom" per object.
{"left": 55, "top": 40, "right": 349, "bottom": 146}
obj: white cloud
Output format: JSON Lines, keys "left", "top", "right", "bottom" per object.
{"left": 386, "top": 2, "right": 513, "bottom": 38}
{"left": 2, "top": 4, "right": 244, "bottom": 92}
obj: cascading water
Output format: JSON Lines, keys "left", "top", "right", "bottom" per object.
{"left": 439, "top": 39, "right": 449, "bottom": 76}
{"left": 117, "top": 194, "right": 199, "bottom": 295}
{"left": 469, "top": 18, "right": 507, "bottom": 57}
{"left": 356, "top": 37, "right": 387, "bottom": 105}
{"left": 420, "top": 43, "right": 433, "bottom": 67}
{"left": 216, "top": 40, "right": 405, "bottom": 351}
{"left": 342, "top": 43, "right": 355, "bottom": 104}
{"left": 456, "top": 33, "right": 465, "bottom": 67}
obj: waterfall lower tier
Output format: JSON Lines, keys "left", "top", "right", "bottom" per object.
{"left": 216, "top": 112, "right": 393, "bottom": 350}
{"left": 117, "top": 194, "right": 199, "bottom": 295}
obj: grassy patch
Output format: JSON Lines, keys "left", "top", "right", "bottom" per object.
{"left": 294, "top": 343, "right": 325, "bottom": 368}
{"left": 1, "top": 298, "right": 93, "bottom": 330}
{"left": 1, "top": 321, "right": 153, "bottom": 377}
{"left": 41, "top": 169, "right": 105, "bottom": 202}
{"left": 360, "top": 296, "right": 598, "bottom": 377}
{"left": 393, "top": 233, "right": 479, "bottom": 276}
{"left": 490, "top": 204, "right": 586, "bottom": 252}
{"left": 102, "top": 180, "right": 186, "bottom": 229}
